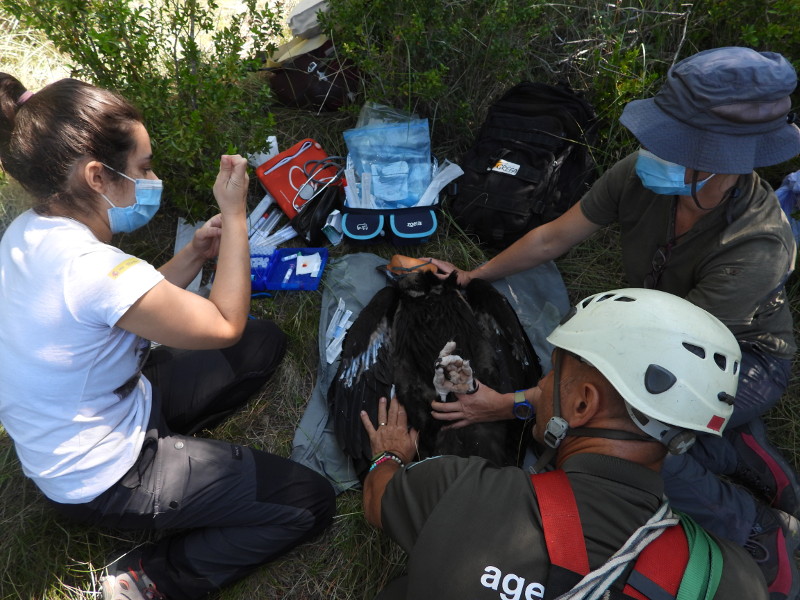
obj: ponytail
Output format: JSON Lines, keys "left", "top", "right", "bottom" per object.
{"left": 0, "top": 74, "right": 142, "bottom": 214}
{"left": 0, "top": 73, "right": 28, "bottom": 154}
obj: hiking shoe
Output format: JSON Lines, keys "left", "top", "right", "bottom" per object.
{"left": 727, "top": 419, "right": 800, "bottom": 517}
{"left": 100, "top": 558, "right": 166, "bottom": 600}
{"left": 745, "top": 504, "right": 800, "bottom": 600}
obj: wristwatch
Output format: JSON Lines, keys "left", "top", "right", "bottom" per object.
{"left": 512, "top": 389, "right": 534, "bottom": 420}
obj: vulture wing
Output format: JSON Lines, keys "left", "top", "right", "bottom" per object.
{"left": 463, "top": 277, "right": 542, "bottom": 462}
{"left": 464, "top": 277, "right": 542, "bottom": 389}
{"left": 328, "top": 285, "right": 399, "bottom": 475}
{"left": 329, "top": 270, "right": 542, "bottom": 477}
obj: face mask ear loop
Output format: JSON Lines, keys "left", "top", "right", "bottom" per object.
{"left": 100, "top": 193, "right": 115, "bottom": 208}
{"left": 690, "top": 171, "right": 703, "bottom": 210}
{"left": 689, "top": 170, "right": 722, "bottom": 211}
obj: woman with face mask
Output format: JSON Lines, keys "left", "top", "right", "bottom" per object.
{"left": 428, "top": 47, "right": 800, "bottom": 600}
{"left": 0, "top": 75, "right": 334, "bottom": 600}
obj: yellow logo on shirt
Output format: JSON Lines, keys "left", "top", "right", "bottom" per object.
{"left": 108, "top": 257, "right": 142, "bottom": 279}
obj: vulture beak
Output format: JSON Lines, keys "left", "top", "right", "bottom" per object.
{"left": 377, "top": 254, "right": 438, "bottom": 281}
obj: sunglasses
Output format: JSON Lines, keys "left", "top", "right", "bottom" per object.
{"left": 643, "top": 242, "right": 674, "bottom": 290}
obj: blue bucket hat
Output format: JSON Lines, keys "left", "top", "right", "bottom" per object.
{"left": 620, "top": 47, "right": 800, "bottom": 174}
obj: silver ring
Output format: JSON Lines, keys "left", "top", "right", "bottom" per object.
{"left": 379, "top": 422, "right": 387, "bottom": 426}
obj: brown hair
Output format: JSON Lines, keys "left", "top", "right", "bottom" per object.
{"left": 0, "top": 73, "right": 142, "bottom": 215}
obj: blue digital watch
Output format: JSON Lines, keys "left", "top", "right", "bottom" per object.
{"left": 512, "top": 389, "right": 534, "bottom": 420}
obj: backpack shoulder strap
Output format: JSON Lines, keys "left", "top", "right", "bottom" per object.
{"left": 530, "top": 471, "right": 722, "bottom": 600}
{"left": 625, "top": 512, "right": 724, "bottom": 600}
{"left": 623, "top": 524, "right": 689, "bottom": 600}
{"left": 529, "top": 470, "right": 590, "bottom": 575}
{"left": 674, "top": 513, "right": 724, "bottom": 600}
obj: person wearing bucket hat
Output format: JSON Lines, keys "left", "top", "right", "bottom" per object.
{"left": 429, "top": 47, "right": 800, "bottom": 600}
{"left": 620, "top": 47, "right": 800, "bottom": 175}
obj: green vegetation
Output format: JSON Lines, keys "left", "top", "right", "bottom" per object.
{"left": 2, "top": 0, "right": 282, "bottom": 219}
{"left": 1, "top": 1, "right": 800, "bottom": 598}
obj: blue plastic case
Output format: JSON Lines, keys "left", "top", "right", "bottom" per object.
{"left": 251, "top": 248, "right": 328, "bottom": 291}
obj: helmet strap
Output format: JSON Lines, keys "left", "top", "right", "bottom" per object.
{"left": 531, "top": 349, "right": 567, "bottom": 473}
{"left": 567, "top": 427, "right": 652, "bottom": 443}
{"left": 625, "top": 403, "right": 697, "bottom": 454}
{"left": 529, "top": 349, "right": 693, "bottom": 474}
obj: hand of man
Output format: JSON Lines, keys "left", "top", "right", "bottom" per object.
{"left": 424, "top": 258, "right": 473, "bottom": 287}
{"left": 360, "top": 396, "right": 419, "bottom": 465}
{"left": 431, "top": 379, "right": 512, "bottom": 429}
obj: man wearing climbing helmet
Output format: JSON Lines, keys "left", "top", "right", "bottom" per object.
{"left": 360, "top": 289, "right": 767, "bottom": 600}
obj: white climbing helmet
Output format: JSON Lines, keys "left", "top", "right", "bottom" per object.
{"left": 546, "top": 288, "right": 740, "bottom": 445}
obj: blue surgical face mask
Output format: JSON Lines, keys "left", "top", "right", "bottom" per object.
{"left": 635, "top": 149, "right": 714, "bottom": 196}
{"left": 101, "top": 163, "right": 163, "bottom": 233}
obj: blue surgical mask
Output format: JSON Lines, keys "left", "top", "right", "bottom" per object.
{"left": 635, "top": 149, "right": 714, "bottom": 196}
{"left": 101, "top": 163, "right": 163, "bottom": 233}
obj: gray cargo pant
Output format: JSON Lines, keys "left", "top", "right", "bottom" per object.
{"left": 51, "top": 319, "right": 336, "bottom": 599}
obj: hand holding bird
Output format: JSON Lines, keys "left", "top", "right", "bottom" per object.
{"left": 433, "top": 341, "right": 478, "bottom": 402}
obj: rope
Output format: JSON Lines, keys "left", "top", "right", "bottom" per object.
{"left": 554, "top": 501, "right": 679, "bottom": 600}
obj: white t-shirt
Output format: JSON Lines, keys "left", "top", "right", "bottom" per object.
{"left": 0, "top": 210, "right": 164, "bottom": 503}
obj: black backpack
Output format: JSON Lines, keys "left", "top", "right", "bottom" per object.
{"left": 447, "top": 82, "right": 598, "bottom": 249}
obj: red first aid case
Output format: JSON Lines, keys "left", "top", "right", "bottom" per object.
{"left": 255, "top": 138, "right": 341, "bottom": 219}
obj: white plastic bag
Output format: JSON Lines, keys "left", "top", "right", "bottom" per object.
{"left": 343, "top": 118, "right": 432, "bottom": 209}
{"left": 776, "top": 169, "right": 800, "bottom": 244}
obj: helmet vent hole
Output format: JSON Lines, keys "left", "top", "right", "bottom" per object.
{"left": 682, "top": 342, "right": 706, "bottom": 359}
{"left": 613, "top": 295, "right": 635, "bottom": 302}
{"left": 713, "top": 353, "right": 727, "bottom": 371}
{"left": 559, "top": 306, "right": 577, "bottom": 325}
{"left": 733, "top": 361, "right": 739, "bottom": 375}
{"left": 597, "top": 294, "right": 614, "bottom": 302}
{"left": 644, "top": 364, "right": 677, "bottom": 394}
{"left": 581, "top": 298, "right": 593, "bottom": 308}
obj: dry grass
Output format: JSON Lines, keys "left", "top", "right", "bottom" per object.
{"left": 0, "top": 13, "right": 70, "bottom": 88}
{"left": 2, "top": 3, "right": 800, "bottom": 600}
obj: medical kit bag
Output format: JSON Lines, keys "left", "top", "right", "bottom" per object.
{"left": 339, "top": 105, "right": 453, "bottom": 245}
{"left": 446, "top": 81, "right": 598, "bottom": 249}
{"left": 255, "top": 138, "right": 342, "bottom": 220}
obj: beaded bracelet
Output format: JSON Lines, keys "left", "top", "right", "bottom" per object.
{"left": 369, "top": 451, "right": 405, "bottom": 472}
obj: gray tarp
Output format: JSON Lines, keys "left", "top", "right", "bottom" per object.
{"left": 290, "top": 252, "right": 570, "bottom": 493}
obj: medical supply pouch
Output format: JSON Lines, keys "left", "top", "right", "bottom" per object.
{"left": 340, "top": 113, "right": 443, "bottom": 245}
{"left": 251, "top": 248, "right": 328, "bottom": 292}
{"left": 343, "top": 119, "right": 432, "bottom": 209}
{"left": 340, "top": 205, "right": 438, "bottom": 245}
{"left": 447, "top": 81, "right": 598, "bottom": 249}
{"left": 255, "top": 138, "right": 342, "bottom": 219}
